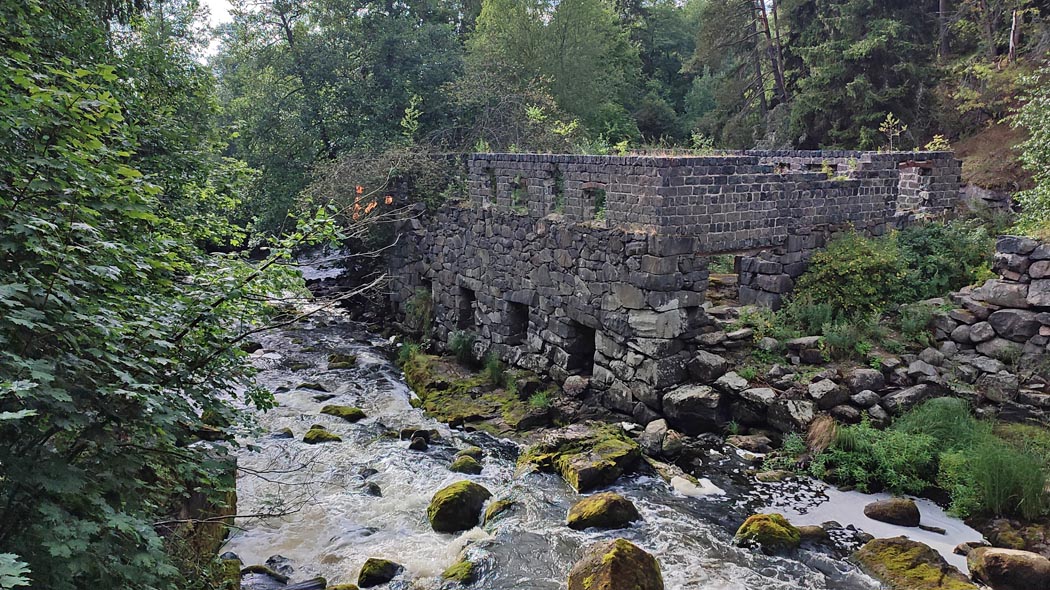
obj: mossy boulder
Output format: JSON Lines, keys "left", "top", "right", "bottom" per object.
{"left": 733, "top": 513, "right": 801, "bottom": 554}
{"left": 967, "top": 547, "right": 1050, "bottom": 590}
{"left": 328, "top": 353, "right": 358, "bottom": 369}
{"left": 328, "top": 585, "right": 360, "bottom": 590}
{"left": 240, "top": 564, "right": 289, "bottom": 583}
{"left": 427, "top": 481, "right": 492, "bottom": 533}
{"left": 567, "top": 538, "right": 663, "bottom": 590}
{"left": 272, "top": 427, "right": 294, "bottom": 439}
{"left": 484, "top": 499, "right": 515, "bottom": 524}
{"left": 449, "top": 455, "right": 483, "bottom": 474}
{"left": 320, "top": 405, "right": 366, "bottom": 422}
{"left": 518, "top": 423, "right": 641, "bottom": 492}
{"left": 456, "top": 446, "right": 484, "bottom": 460}
{"left": 357, "top": 558, "right": 403, "bottom": 588}
{"left": 566, "top": 492, "right": 641, "bottom": 530}
{"left": 442, "top": 559, "right": 477, "bottom": 584}
{"left": 853, "top": 537, "right": 978, "bottom": 590}
{"left": 864, "top": 498, "right": 921, "bottom": 527}
{"left": 298, "top": 382, "right": 328, "bottom": 392}
{"left": 303, "top": 427, "right": 341, "bottom": 444}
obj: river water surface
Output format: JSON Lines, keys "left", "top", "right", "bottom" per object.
{"left": 221, "top": 305, "right": 983, "bottom": 589}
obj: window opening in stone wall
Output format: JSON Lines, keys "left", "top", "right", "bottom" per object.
{"left": 565, "top": 321, "right": 596, "bottom": 375}
{"left": 551, "top": 165, "right": 565, "bottom": 214}
{"left": 505, "top": 301, "right": 529, "bottom": 345}
{"left": 587, "top": 188, "right": 607, "bottom": 221}
{"left": 457, "top": 286, "right": 476, "bottom": 330}
{"left": 485, "top": 168, "right": 497, "bottom": 204}
{"left": 510, "top": 175, "right": 528, "bottom": 213}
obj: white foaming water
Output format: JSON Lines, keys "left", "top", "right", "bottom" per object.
{"left": 221, "top": 310, "right": 906, "bottom": 590}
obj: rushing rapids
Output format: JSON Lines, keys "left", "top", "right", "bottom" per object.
{"left": 220, "top": 300, "right": 985, "bottom": 590}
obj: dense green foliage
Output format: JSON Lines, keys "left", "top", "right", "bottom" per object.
{"left": 0, "top": 1, "right": 332, "bottom": 588}
{"left": 807, "top": 398, "right": 1048, "bottom": 519}
{"left": 1013, "top": 68, "right": 1050, "bottom": 236}
{"left": 790, "top": 222, "right": 993, "bottom": 316}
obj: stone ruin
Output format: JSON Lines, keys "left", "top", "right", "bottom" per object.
{"left": 389, "top": 150, "right": 962, "bottom": 427}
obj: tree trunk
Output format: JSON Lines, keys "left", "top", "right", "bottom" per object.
{"left": 978, "top": 0, "right": 998, "bottom": 59}
{"left": 1009, "top": 9, "right": 1021, "bottom": 61}
{"left": 754, "top": 0, "right": 788, "bottom": 102}
{"left": 939, "top": 0, "right": 950, "bottom": 59}
{"left": 277, "top": 9, "right": 335, "bottom": 158}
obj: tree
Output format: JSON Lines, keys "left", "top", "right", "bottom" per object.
{"left": 0, "top": 2, "right": 321, "bottom": 588}
{"left": 780, "top": 0, "right": 939, "bottom": 148}
{"left": 469, "top": 0, "right": 641, "bottom": 138}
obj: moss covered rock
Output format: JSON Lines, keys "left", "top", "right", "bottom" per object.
{"left": 518, "top": 423, "right": 641, "bottom": 492}
{"left": 967, "top": 547, "right": 1050, "bottom": 590}
{"left": 320, "top": 405, "right": 366, "bottom": 422}
{"left": 442, "top": 559, "right": 477, "bottom": 584}
{"left": 303, "top": 427, "right": 341, "bottom": 444}
{"left": 449, "top": 455, "right": 483, "bottom": 474}
{"left": 328, "top": 585, "right": 360, "bottom": 590}
{"left": 357, "top": 558, "right": 403, "bottom": 588}
{"left": 566, "top": 492, "right": 641, "bottom": 530}
{"left": 456, "top": 446, "right": 484, "bottom": 460}
{"left": 567, "top": 538, "right": 663, "bottom": 590}
{"left": 484, "top": 499, "right": 515, "bottom": 524}
{"left": 853, "top": 537, "right": 978, "bottom": 590}
{"left": 328, "top": 353, "right": 358, "bottom": 369}
{"left": 427, "top": 481, "right": 492, "bottom": 533}
{"left": 733, "top": 513, "right": 801, "bottom": 554}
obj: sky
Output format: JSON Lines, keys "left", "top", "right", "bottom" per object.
{"left": 200, "top": 0, "right": 233, "bottom": 56}
{"left": 201, "top": 0, "right": 233, "bottom": 28}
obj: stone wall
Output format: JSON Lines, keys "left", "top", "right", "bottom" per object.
{"left": 390, "top": 150, "right": 962, "bottom": 424}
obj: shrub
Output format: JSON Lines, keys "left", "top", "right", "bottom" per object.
{"left": 970, "top": 439, "right": 1047, "bottom": 520}
{"left": 449, "top": 330, "right": 476, "bottom": 364}
{"left": 781, "top": 296, "right": 838, "bottom": 335}
{"left": 793, "top": 231, "right": 909, "bottom": 315}
{"left": 398, "top": 342, "right": 421, "bottom": 366}
{"left": 484, "top": 352, "right": 508, "bottom": 387}
{"left": 898, "top": 303, "right": 935, "bottom": 347}
{"left": 405, "top": 287, "right": 434, "bottom": 336}
{"left": 893, "top": 397, "right": 981, "bottom": 451}
{"left": 528, "top": 390, "right": 552, "bottom": 409}
{"left": 897, "top": 221, "right": 994, "bottom": 300}
{"left": 811, "top": 418, "right": 937, "bottom": 494}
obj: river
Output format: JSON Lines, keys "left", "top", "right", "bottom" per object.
{"left": 220, "top": 303, "right": 984, "bottom": 589}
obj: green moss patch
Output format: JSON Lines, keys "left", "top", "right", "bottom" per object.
{"left": 449, "top": 455, "right": 483, "bottom": 474}
{"left": 853, "top": 537, "right": 977, "bottom": 590}
{"left": 320, "top": 405, "right": 366, "bottom": 422}
{"left": 442, "top": 559, "right": 477, "bottom": 584}
{"left": 303, "top": 427, "right": 341, "bottom": 444}
{"left": 518, "top": 424, "right": 641, "bottom": 492}
{"left": 733, "top": 513, "right": 801, "bottom": 554}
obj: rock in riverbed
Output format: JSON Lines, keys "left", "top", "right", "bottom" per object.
{"left": 517, "top": 423, "right": 640, "bottom": 492}
{"left": 427, "top": 480, "right": 492, "bottom": 533}
{"left": 733, "top": 513, "right": 801, "bottom": 554}
{"left": 864, "top": 498, "right": 921, "bottom": 527}
{"left": 320, "top": 405, "right": 366, "bottom": 422}
{"left": 853, "top": 536, "right": 977, "bottom": 589}
{"left": 567, "top": 538, "right": 663, "bottom": 590}
{"left": 357, "top": 557, "right": 402, "bottom": 588}
{"left": 967, "top": 547, "right": 1050, "bottom": 590}
{"left": 566, "top": 492, "right": 641, "bottom": 530}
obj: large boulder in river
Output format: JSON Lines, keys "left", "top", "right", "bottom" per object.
{"left": 303, "top": 427, "right": 341, "bottom": 444}
{"left": 567, "top": 492, "right": 641, "bottom": 530}
{"left": 733, "top": 513, "right": 801, "bottom": 554}
{"left": 320, "top": 405, "right": 366, "bottom": 422}
{"left": 853, "top": 537, "right": 977, "bottom": 590}
{"left": 357, "top": 558, "right": 402, "bottom": 588}
{"left": 449, "top": 455, "right": 483, "bottom": 474}
{"left": 427, "top": 481, "right": 492, "bottom": 533}
{"left": 567, "top": 538, "right": 663, "bottom": 590}
{"left": 967, "top": 547, "right": 1050, "bottom": 590}
{"left": 662, "top": 385, "right": 728, "bottom": 434}
{"left": 864, "top": 498, "right": 920, "bottom": 527}
{"left": 518, "top": 423, "right": 640, "bottom": 492}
